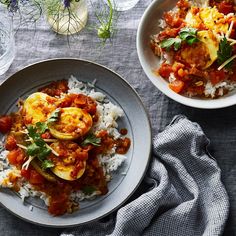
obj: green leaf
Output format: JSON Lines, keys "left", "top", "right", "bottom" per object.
{"left": 82, "top": 186, "right": 96, "bottom": 195}
{"left": 81, "top": 133, "right": 101, "bottom": 146}
{"left": 27, "top": 143, "right": 41, "bottom": 156}
{"left": 179, "top": 27, "right": 199, "bottom": 45}
{"left": 186, "top": 37, "right": 199, "bottom": 45}
{"left": 47, "top": 109, "right": 60, "bottom": 123}
{"left": 26, "top": 124, "right": 51, "bottom": 163}
{"left": 35, "top": 122, "right": 48, "bottom": 134}
{"left": 41, "top": 159, "right": 54, "bottom": 170}
{"left": 160, "top": 38, "right": 182, "bottom": 51}
{"left": 27, "top": 124, "right": 45, "bottom": 147}
{"left": 179, "top": 27, "right": 197, "bottom": 39}
{"left": 27, "top": 125, "right": 37, "bottom": 138}
{"left": 37, "top": 146, "right": 51, "bottom": 160}
{"left": 217, "top": 37, "right": 233, "bottom": 69}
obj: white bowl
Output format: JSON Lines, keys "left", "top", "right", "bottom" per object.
{"left": 137, "top": 0, "right": 236, "bottom": 109}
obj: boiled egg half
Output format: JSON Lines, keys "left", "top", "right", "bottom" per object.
{"left": 48, "top": 107, "right": 93, "bottom": 140}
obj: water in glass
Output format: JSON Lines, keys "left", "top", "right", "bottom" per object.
{"left": 0, "top": 15, "right": 15, "bottom": 75}
{"left": 110, "top": 0, "right": 140, "bottom": 11}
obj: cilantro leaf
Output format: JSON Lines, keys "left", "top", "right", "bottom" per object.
{"left": 160, "top": 27, "right": 199, "bottom": 51}
{"left": 82, "top": 186, "right": 96, "bottom": 195}
{"left": 179, "top": 27, "right": 199, "bottom": 45}
{"left": 27, "top": 124, "right": 45, "bottom": 146}
{"left": 35, "top": 122, "right": 48, "bottom": 134}
{"left": 28, "top": 125, "right": 37, "bottom": 138}
{"left": 41, "top": 159, "right": 54, "bottom": 170}
{"left": 26, "top": 124, "right": 52, "bottom": 167}
{"left": 27, "top": 143, "right": 41, "bottom": 156}
{"left": 217, "top": 37, "right": 233, "bottom": 69}
{"left": 160, "top": 38, "right": 182, "bottom": 51}
{"left": 38, "top": 146, "right": 51, "bottom": 160}
{"left": 81, "top": 134, "right": 101, "bottom": 146}
{"left": 47, "top": 109, "right": 60, "bottom": 123}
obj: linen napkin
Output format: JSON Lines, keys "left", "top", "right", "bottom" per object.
{"left": 61, "top": 115, "right": 229, "bottom": 236}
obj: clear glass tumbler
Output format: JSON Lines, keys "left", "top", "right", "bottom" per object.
{"left": 110, "top": 0, "right": 140, "bottom": 11}
{"left": 0, "top": 14, "right": 15, "bottom": 75}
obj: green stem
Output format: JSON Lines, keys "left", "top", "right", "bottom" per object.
{"left": 107, "top": 0, "right": 113, "bottom": 29}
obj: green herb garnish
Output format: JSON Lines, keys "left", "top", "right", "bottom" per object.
{"left": 179, "top": 27, "right": 199, "bottom": 45}
{"left": 41, "top": 159, "right": 55, "bottom": 170}
{"left": 160, "top": 38, "right": 182, "bottom": 51}
{"left": 35, "top": 122, "right": 48, "bottom": 134}
{"left": 26, "top": 124, "right": 53, "bottom": 168}
{"left": 47, "top": 109, "right": 60, "bottom": 123}
{"left": 81, "top": 133, "right": 101, "bottom": 146}
{"left": 82, "top": 186, "right": 96, "bottom": 195}
{"left": 27, "top": 143, "right": 41, "bottom": 156}
{"left": 160, "top": 27, "right": 199, "bottom": 51}
{"left": 25, "top": 108, "right": 60, "bottom": 169}
{"left": 27, "top": 125, "right": 45, "bottom": 146}
{"left": 37, "top": 146, "right": 52, "bottom": 160}
{"left": 217, "top": 37, "right": 233, "bottom": 69}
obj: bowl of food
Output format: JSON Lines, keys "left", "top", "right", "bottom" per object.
{"left": 0, "top": 59, "right": 151, "bottom": 227}
{"left": 137, "top": 0, "right": 236, "bottom": 108}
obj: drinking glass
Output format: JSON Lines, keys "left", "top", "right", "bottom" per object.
{"left": 0, "top": 14, "right": 15, "bottom": 75}
{"left": 110, "top": 0, "right": 140, "bottom": 11}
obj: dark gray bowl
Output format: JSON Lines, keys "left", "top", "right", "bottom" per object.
{"left": 0, "top": 59, "right": 151, "bottom": 227}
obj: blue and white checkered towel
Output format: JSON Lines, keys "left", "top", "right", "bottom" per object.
{"left": 61, "top": 116, "right": 229, "bottom": 236}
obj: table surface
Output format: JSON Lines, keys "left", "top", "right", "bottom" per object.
{"left": 0, "top": 1, "right": 235, "bottom": 235}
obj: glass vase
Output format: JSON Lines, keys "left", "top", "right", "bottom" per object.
{"left": 46, "top": 0, "right": 88, "bottom": 35}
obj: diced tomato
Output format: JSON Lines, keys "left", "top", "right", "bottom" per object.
{"left": 176, "top": 0, "right": 189, "bottom": 9}
{"left": 0, "top": 115, "right": 12, "bottom": 134}
{"left": 29, "top": 170, "right": 45, "bottom": 185}
{"left": 7, "top": 148, "right": 25, "bottom": 166}
{"left": 164, "top": 12, "right": 183, "bottom": 28}
{"left": 75, "top": 150, "right": 88, "bottom": 161}
{"left": 21, "top": 168, "right": 31, "bottom": 180}
{"left": 39, "top": 80, "right": 69, "bottom": 97}
{"left": 158, "top": 28, "right": 181, "bottom": 41}
{"left": 172, "top": 62, "right": 185, "bottom": 72}
{"left": 5, "top": 135, "right": 17, "bottom": 150}
{"left": 209, "top": 70, "right": 227, "bottom": 85}
{"left": 48, "top": 194, "right": 68, "bottom": 216}
{"left": 218, "top": 1, "right": 234, "bottom": 15}
{"left": 230, "top": 28, "right": 236, "bottom": 40}
{"left": 190, "top": 6, "right": 200, "bottom": 15}
{"left": 158, "top": 63, "right": 173, "bottom": 79}
{"left": 41, "top": 131, "right": 52, "bottom": 139}
{"left": 169, "top": 80, "right": 185, "bottom": 93}
{"left": 72, "top": 94, "right": 97, "bottom": 115}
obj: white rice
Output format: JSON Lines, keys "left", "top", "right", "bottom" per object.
{"left": 204, "top": 80, "right": 236, "bottom": 98}
{"left": 0, "top": 75, "right": 128, "bottom": 207}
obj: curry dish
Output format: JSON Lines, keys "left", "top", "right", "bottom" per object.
{"left": 0, "top": 79, "right": 131, "bottom": 216}
{"left": 151, "top": 0, "right": 236, "bottom": 98}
